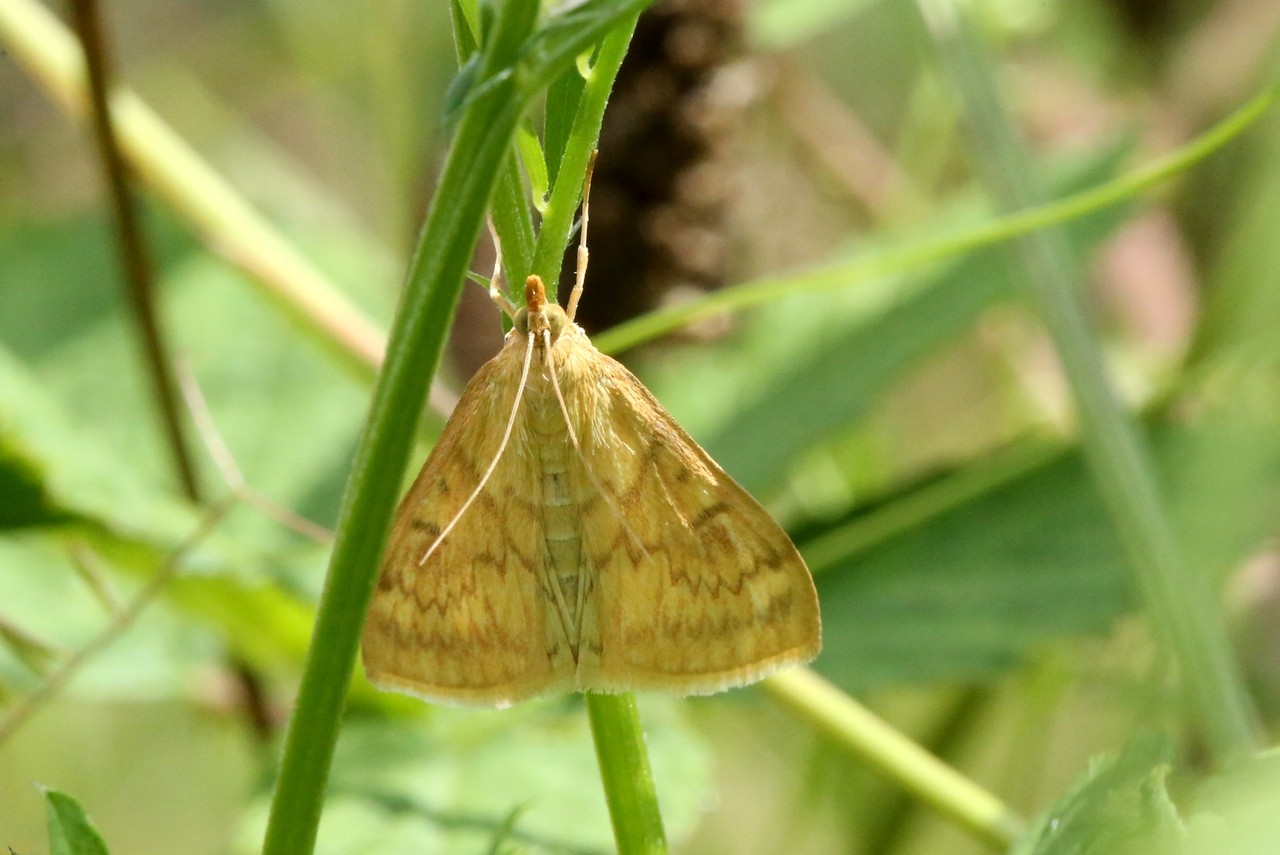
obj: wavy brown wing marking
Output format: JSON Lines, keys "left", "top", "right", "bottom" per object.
{"left": 557, "top": 338, "right": 822, "bottom": 694}
{"left": 361, "top": 339, "right": 575, "bottom": 708}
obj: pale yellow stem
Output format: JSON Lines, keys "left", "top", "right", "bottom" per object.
{"left": 764, "top": 668, "right": 1026, "bottom": 849}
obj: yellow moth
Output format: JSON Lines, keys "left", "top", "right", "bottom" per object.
{"left": 362, "top": 182, "right": 820, "bottom": 708}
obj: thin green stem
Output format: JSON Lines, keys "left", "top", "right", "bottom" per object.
{"left": 591, "top": 80, "right": 1278, "bottom": 354}
{"left": 764, "top": 670, "right": 1024, "bottom": 850}
{"left": 586, "top": 693, "right": 669, "bottom": 855}
{"left": 530, "top": 15, "right": 639, "bottom": 297}
{"left": 68, "top": 0, "right": 202, "bottom": 502}
{"left": 919, "top": 0, "right": 1260, "bottom": 759}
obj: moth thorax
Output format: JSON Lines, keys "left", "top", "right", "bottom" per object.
{"left": 513, "top": 303, "right": 569, "bottom": 345}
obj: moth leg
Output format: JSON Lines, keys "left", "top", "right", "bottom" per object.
{"left": 565, "top": 150, "right": 598, "bottom": 323}
{"left": 487, "top": 216, "right": 520, "bottom": 320}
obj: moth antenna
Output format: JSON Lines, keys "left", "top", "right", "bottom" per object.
{"left": 565, "top": 150, "right": 597, "bottom": 323}
{"left": 419, "top": 331, "right": 536, "bottom": 566}
{"left": 543, "top": 329, "right": 649, "bottom": 560}
{"left": 486, "top": 216, "right": 519, "bottom": 320}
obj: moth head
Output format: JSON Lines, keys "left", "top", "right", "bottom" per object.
{"left": 514, "top": 275, "right": 569, "bottom": 345}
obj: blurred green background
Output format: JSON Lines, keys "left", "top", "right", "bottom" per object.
{"left": 2, "top": 0, "right": 1280, "bottom": 852}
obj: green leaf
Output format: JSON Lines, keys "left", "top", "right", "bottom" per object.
{"left": 0, "top": 215, "right": 130, "bottom": 360}
{"left": 451, "top": 0, "right": 480, "bottom": 59}
{"left": 1015, "top": 745, "right": 1280, "bottom": 855}
{"left": 450, "top": 3, "right": 536, "bottom": 311}
{"left": 806, "top": 417, "right": 1280, "bottom": 691}
{"left": 0, "top": 199, "right": 391, "bottom": 538}
{"left": 0, "top": 343, "right": 197, "bottom": 543}
{"left": 0, "top": 430, "right": 72, "bottom": 529}
{"left": 703, "top": 248, "right": 1011, "bottom": 493}
{"left": 807, "top": 439, "right": 1128, "bottom": 689}
{"left": 543, "top": 62, "right": 587, "bottom": 188}
{"left": 440, "top": 52, "right": 491, "bottom": 132}
{"left": 518, "top": 0, "right": 652, "bottom": 93}
{"left": 491, "top": 152, "right": 539, "bottom": 296}
{"left": 1012, "top": 733, "right": 1182, "bottom": 855}
{"left": 528, "top": 13, "right": 638, "bottom": 295}
{"left": 43, "top": 787, "right": 111, "bottom": 855}
{"left": 0, "top": 339, "right": 321, "bottom": 691}
{"left": 0, "top": 261, "right": 366, "bottom": 547}
{"left": 515, "top": 120, "right": 550, "bottom": 211}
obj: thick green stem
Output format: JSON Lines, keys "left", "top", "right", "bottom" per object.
{"left": 586, "top": 693, "right": 669, "bottom": 855}
{"left": 260, "top": 11, "right": 539, "bottom": 855}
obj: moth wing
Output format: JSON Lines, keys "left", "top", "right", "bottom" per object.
{"left": 565, "top": 344, "right": 821, "bottom": 694}
{"left": 362, "top": 342, "right": 574, "bottom": 707}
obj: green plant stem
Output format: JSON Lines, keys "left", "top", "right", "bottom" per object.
{"left": 261, "top": 93, "right": 526, "bottom": 848}
{"left": 259, "top": 8, "right": 540, "bottom": 855}
{"left": 591, "top": 80, "right": 1278, "bottom": 354}
{"left": 530, "top": 14, "right": 639, "bottom": 297}
{"left": 586, "top": 693, "right": 669, "bottom": 855}
{"left": 764, "top": 670, "right": 1024, "bottom": 850}
{"left": 67, "top": 0, "right": 202, "bottom": 502}
{"left": 919, "top": 0, "right": 1260, "bottom": 759}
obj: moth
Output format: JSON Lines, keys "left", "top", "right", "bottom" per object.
{"left": 362, "top": 181, "right": 820, "bottom": 708}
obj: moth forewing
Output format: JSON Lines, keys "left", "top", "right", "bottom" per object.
{"left": 559, "top": 343, "right": 821, "bottom": 694}
{"left": 362, "top": 273, "right": 820, "bottom": 708}
{"left": 361, "top": 329, "right": 575, "bottom": 708}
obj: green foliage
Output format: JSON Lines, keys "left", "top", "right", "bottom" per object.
{"left": 43, "top": 787, "right": 111, "bottom": 855}
{"left": 1012, "top": 734, "right": 1181, "bottom": 855}
{"left": 805, "top": 418, "right": 1280, "bottom": 692}
{"left": 1016, "top": 739, "right": 1280, "bottom": 855}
